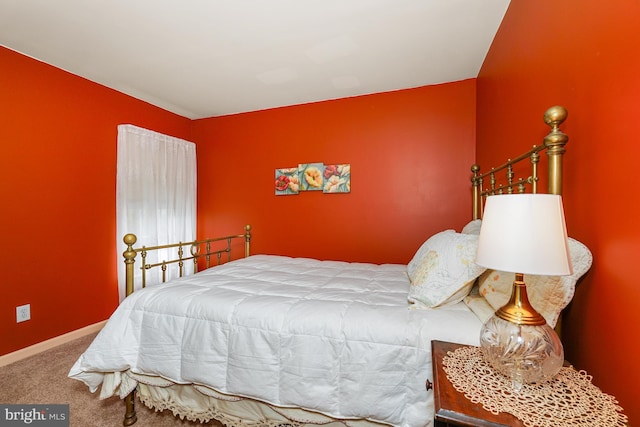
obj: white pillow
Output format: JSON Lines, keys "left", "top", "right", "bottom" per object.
{"left": 407, "top": 230, "right": 486, "bottom": 308}
{"left": 461, "top": 219, "right": 482, "bottom": 235}
{"left": 476, "top": 237, "right": 592, "bottom": 327}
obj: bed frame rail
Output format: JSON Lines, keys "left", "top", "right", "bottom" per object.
{"left": 122, "top": 224, "right": 252, "bottom": 298}
{"left": 471, "top": 106, "right": 569, "bottom": 219}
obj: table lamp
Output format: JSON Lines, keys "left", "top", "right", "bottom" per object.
{"left": 475, "top": 194, "right": 573, "bottom": 390}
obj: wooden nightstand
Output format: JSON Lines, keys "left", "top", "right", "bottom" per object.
{"left": 430, "top": 340, "right": 525, "bottom": 427}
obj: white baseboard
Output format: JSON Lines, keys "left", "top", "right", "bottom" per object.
{"left": 0, "top": 320, "right": 106, "bottom": 368}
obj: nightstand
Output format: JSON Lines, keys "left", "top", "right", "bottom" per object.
{"left": 430, "top": 340, "right": 525, "bottom": 427}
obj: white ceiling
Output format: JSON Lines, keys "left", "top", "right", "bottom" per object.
{"left": 0, "top": 0, "right": 510, "bottom": 119}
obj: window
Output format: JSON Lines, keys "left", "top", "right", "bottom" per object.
{"left": 116, "top": 124, "right": 196, "bottom": 300}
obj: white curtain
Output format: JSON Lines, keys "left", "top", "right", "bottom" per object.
{"left": 116, "top": 124, "right": 197, "bottom": 301}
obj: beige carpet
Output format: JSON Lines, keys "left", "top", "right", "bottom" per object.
{"left": 0, "top": 333, "right": 220, "bottom": 426}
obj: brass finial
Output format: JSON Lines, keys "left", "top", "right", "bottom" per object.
{"left": 543, "top": 106, "right": 568, "bottom": 130}
{"left": 123, "top": 233, "right": 137, "bottom": 246}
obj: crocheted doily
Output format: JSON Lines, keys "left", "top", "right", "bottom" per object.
{"left": 442, "top": 346, "right": 628, "bottom": 427}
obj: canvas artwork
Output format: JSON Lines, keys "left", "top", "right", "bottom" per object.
{"left": 323, "top": 164, "right": 350, "bottom": 193}
{"left": 299, "top": 163, "right": 324, "bottom": 191}
{"left": 274, "top": 168, "right": 300, "bottom": 195}
{"left": 275, "top": 163, "right": 351, "bottom": 195}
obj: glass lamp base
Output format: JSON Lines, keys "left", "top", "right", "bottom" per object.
{"left": 479, "top": 314, "right": 564, "bottom": 390}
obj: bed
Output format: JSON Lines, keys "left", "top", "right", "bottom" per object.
{"left": 69, "top": 105, "right": 591, "bottom": 427}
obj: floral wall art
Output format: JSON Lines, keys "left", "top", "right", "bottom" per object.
{"left": 299, "top": 163, "right": 324, "bottom": 191}
{"left": 275, "top": 168, "right": 300, "bottom": 195}
{"left": 275, "top": 163, "right": 351, "bottom": 195}
{"left": 323, "top": 164, "right": 351, "bottom": 193}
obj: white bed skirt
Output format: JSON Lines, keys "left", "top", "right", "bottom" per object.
{"left": 107, "top": 370, "right": 394, "bottom": 427}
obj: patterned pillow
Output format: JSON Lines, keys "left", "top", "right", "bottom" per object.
{"left": 463, "top": 285, "right": 495, "bottom": 323}
{"left": 476, "top": 237, "right": 592, "bottom": 327}
{"left": 407, "top": 230, "right": 486, "bottom": 308}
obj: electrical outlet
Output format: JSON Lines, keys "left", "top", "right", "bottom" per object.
{"left": 16, "top": 304, "right": 31, "bottom": 323}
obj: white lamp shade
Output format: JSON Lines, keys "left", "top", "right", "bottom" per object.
{"left": 476, "top": 194, "right": 573, "bottom": 276}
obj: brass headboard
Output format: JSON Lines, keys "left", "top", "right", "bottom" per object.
{"left": 471, "top": 106, "right": 569, "bottom": 219}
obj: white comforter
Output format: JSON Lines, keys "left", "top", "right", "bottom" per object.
{"left": 69, "top": 255, "right": 482, "bottom": 427}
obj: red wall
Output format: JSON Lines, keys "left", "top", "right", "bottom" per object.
{"left": 476, "top": 1, "right": 640, "bottom": 423}
{"left": 0, "top": 46, "right": 192, "bottom": 355}
{"left": 1, "top": 45, "right": 476, "bottom": 356}
{"left": 192, "top": 81, "right": 477, "bottom": 264}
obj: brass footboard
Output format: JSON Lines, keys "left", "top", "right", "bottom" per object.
{"left": 122, "top": 224, "right": 252, "bottom": 297}
{"left": 120, "top": 224, "right": 252, "bottom": 426}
